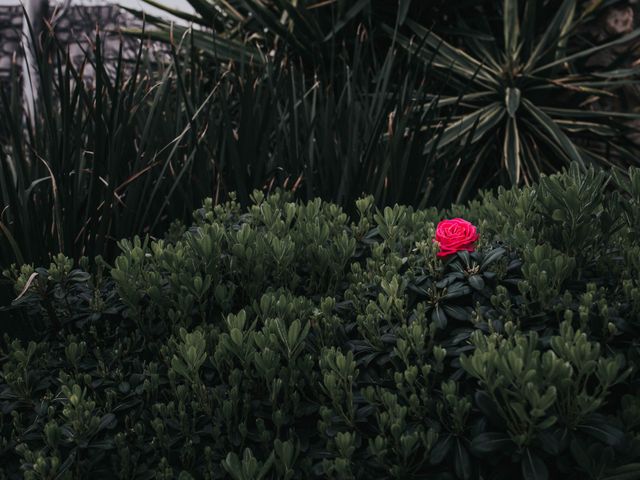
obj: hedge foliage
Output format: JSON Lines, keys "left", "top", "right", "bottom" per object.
{"left": 1, "top": 165, "right": 640, "bottom": 479}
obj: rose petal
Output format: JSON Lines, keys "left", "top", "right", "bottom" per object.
{"left": 434, "top": 218, "right": 478, "bottom": 257}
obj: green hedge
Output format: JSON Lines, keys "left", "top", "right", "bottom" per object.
{"left": 1, "top": 165, "right": 639, "bottom": 479}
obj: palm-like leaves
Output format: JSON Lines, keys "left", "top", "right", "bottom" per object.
{"left": 392, "top": 0, "right": 640, "bottom": 202}
{"left": 126, "top": 0, "right": 379, "bottom": 66}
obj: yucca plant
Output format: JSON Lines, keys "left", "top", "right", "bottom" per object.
{"left": 126, "top": 0, "right": 470, "bottom": 68}
{"left": 391, "top": 0, "right": 640, "bottom": 202}
{"left": 130, "top": 0, "right": 640, "bottom": 207}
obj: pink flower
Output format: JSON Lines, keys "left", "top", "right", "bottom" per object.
{"left": 434, "top": 218, "right": 479, "bottom": 258}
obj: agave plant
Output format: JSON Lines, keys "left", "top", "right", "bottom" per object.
{"left": 391, "top": 0, "right": 640, "bottom": 202}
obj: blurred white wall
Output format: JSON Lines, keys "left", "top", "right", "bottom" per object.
{"left": 0, "top": 0, "right": 195, "bottom": 18}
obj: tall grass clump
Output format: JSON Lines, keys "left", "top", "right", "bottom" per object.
{"left": 0, "top": 32, "right": 217, "bottom": 269}
{"left": 0, "top": 27, "right": 462, "bottom": 270}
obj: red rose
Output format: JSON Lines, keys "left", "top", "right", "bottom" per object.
{"left": 434, "top": 218, "right": 479, "bottom": 258}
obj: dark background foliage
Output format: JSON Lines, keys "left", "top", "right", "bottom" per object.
{"left": 1, "top": 0, "right": 639, "bottom": 271}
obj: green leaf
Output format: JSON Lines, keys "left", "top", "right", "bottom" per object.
{"left": 428, "top": 103, "right": 505, "bottom": 151}
{"left": 398, "top": 0, "right": 412, "bottom": 26}
{"left": 533, "top": 26, "right": 640, "bottom": 74}
{"left": 400, "top": 20, "right": 499, "bottom": 83}
{"left": 471, "top": 432, "right": 513, "bottom": 454}
{"left": 603, "top": 464, "right": 640, "bottom": 480}
{"left": 457, "top": 250, "right": 471, "bottom": 266}
{"left": 97, "top": 413, "right": 117, "bottom": 431}
{"left": 503, "top": 0, "right": 520, "bottom": 59}
{"left": 455, "top": 142, "right": 493, "bottom": 204}
{"left": 442, "top": 283, "right": 472, "bottom": 300}
{"left": 454, "top": 439, "right": 471, "bottom": 480}
{"left": 504, "top": 117, "right": 522, "bottom": 184}
{"left": 521, "top": 0, "right": 537, "bottom": 57}
{"left": 430, "top": 434, "right": 453, "bottom": 465}
{"left": 431, "top": 305, "right": 448, "bottom": 329}
{"left": 475, "top": 391, "right": 506, "bottom": 428}
{"left": 524, "top": 0, "right": 576, "bottom": 72}
{"left": 521, "top": 449, "right": 548, "bottom": 480}
{"left": 123, "top": 18, "right": 263, "bottom": 65}
{"left": 569, "top": 438, "right": 591, "bottom": 471}
{"left": 537, "top": 429, "right": 563, "bottom": 456}
{"left": 468, "top": 275, "right": 485, "bottom": 291}
{"left": 0, "top": 220, "right": 25, "bottom": 266}
{"left": 505, "top": 87, "right": 521, "bottom": 118}
{"left": 324, "top": 0, "right": 370, "bottom": 41}
{"left": 521, "top": 98, "right": 584, "bottom": 167}
{"left": 480, "top": 247, "right": 506, "bottom": 270}
{"left": 578, "top": 415, "right": 624, "bottom": 447}
{"left": 443, "top": 304, "right": 470, "bottom": 321}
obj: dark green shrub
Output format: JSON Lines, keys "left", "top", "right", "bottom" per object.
{"left": 1, "top": 166, "right": 640, "bottom": 479}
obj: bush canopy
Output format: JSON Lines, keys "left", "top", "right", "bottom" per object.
{"left": 1, "top": 165, "right": 639, "bottom": 479}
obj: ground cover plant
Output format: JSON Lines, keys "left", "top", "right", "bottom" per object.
{"left": 1, "top": 165, "right": 639, "bottom": 479}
